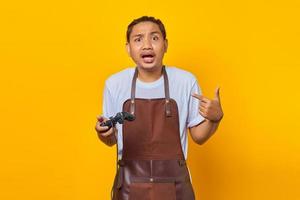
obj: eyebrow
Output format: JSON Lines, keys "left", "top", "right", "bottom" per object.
{"left": 131, "top": 31, "right": 161, "bottom": 38}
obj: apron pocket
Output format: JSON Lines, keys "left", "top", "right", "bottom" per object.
{"left": 129, "top": 177, "right": 176, "bottom": 200}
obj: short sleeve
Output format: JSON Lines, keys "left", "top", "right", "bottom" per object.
{"left": 102, "top": 81, "right": 115, "bottom": 119}
{"left": 187, "top": 80, "right": 205, "bottom": 128}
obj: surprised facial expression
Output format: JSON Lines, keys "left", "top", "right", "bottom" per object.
{"left": 126, "top": 21, "right": 168, "bottom": 71}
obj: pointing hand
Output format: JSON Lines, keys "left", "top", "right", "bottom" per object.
{"left": 191, "top": 86, "right": 223, "bottom": 123}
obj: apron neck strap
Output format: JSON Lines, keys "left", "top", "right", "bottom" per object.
{"left": 130, "top": 65, "right": 171, "bottom": 117}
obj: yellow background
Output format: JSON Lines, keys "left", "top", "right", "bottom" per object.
{"left": 0, "top": 0, "right": 299, "bottom": 199}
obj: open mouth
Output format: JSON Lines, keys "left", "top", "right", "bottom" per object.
{"left": 141, "top": 53, "right": 155, "bottom": 63}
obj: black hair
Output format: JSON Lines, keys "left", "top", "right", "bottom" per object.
{"left": 126, "top": 16, "right": 167, "bottom": 43}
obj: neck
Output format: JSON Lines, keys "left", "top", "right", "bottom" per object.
{"left": 137, "top": 65, "right": 164, "bottom": 82}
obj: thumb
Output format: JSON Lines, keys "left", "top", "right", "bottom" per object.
{"left": 214, "top": 86, "right": 221, "bottom": 101}
{"left": 97, "top": 115, "right": 105, "bottom": 122}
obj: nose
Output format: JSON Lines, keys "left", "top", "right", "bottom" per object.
{"left": 142, "top": 38, "right": 153, "bottom": 49}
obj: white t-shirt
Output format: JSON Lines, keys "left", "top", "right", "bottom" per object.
{"left": 102, "top": 66, "right": 205, "bottom": 160}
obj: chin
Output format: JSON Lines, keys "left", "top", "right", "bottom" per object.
{"left": 138, "top": 63, "right": 160, "bottom": 71}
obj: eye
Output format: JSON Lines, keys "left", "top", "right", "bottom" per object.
{"left": 152, "top": 36, "right": 159, "bottom": 41}
{"left": 134, "top": 38, "right": 141, "bottom": 42}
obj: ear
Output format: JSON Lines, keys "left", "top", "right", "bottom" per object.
{"left": 126, "top": 42, "right": 131, "bottom": 56}
{"left": 164, "top": 39, "right": 168, "bottom": 53}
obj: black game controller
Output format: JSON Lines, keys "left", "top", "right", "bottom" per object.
{"left": 100, "top": 111, "right": 135, "bottom": 130}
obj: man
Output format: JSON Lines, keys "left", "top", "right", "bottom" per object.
{"left": 95, "top": 16, "right": 223, "bottom": 200}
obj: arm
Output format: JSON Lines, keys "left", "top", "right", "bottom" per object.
{"left": 98, "top": 131, "right": 117, "bottom": 146}
{"left": 95, "top": 81, "right": 117, "bottom": 147}
{"left": 189, "top": 119, "right": 221, "bottom": 145}
{"left": 188, "top": 83, "right": 223, "bottom": 145}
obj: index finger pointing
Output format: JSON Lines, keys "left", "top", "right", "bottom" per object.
{"left": 191, "top": 93, "right": 209, "bottom": 103}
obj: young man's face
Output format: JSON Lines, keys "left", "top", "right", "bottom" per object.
{"left": 126, "top": 21, "right": 168, "bottom": 71}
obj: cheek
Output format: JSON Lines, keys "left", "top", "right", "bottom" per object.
{"left": 129, "top": 47, "right": 140, "bottom": 57}
{"left": 155, "top": 48, "right": 166, "bottom": 57}
{"left": 154, "top": 43, "right": 166, "bottom": 52}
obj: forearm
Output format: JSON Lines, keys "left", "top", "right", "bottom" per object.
{"left": 189, "top": 119, "right": 221, "bottom": 145}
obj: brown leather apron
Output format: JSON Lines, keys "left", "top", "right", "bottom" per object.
{"left": 111, "top": 66, "right": 196, "bottom": 200}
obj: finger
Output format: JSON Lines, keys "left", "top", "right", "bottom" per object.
{"left": 198, "top": 99, "right": 209, "bottom": 106}
{"left": 201, "top": 95, "right": 210, "bottom": 103}
{"left": 97, "top": 115, "right": 103, "bottom": 120}
{"left": 199, "top": 110, "right": 207, "bottom": 118}
{"left": 96, "top": 115, "right": 103, "bottom": 121}
{"left": 199, "top": 106, "right": 206, "bottom": 113}
{"left": 191, "top": 93, "right": 209, "bottom": 103}
{"left": 214, "top": 86, "right": 220, "bottom": 101}
{"left": 96, "top": 121, "right": 103, "bottom": 127}
{"left": 100, "top": 129, "right": 113, "bottom": 137}
{"left": 191, "top": 93, "right": 202, "bottom": 100}
{"left": 95, "top": 123, "right": 109, "bottom": 132}
{"left": 97, "top": 115, "right": 108, "bottom": 122}
{"left": 199, "top": 104, "right": 207, "bottom": 110}
{"left": 96, "top": 127, "right": 109, "bottom": 134}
